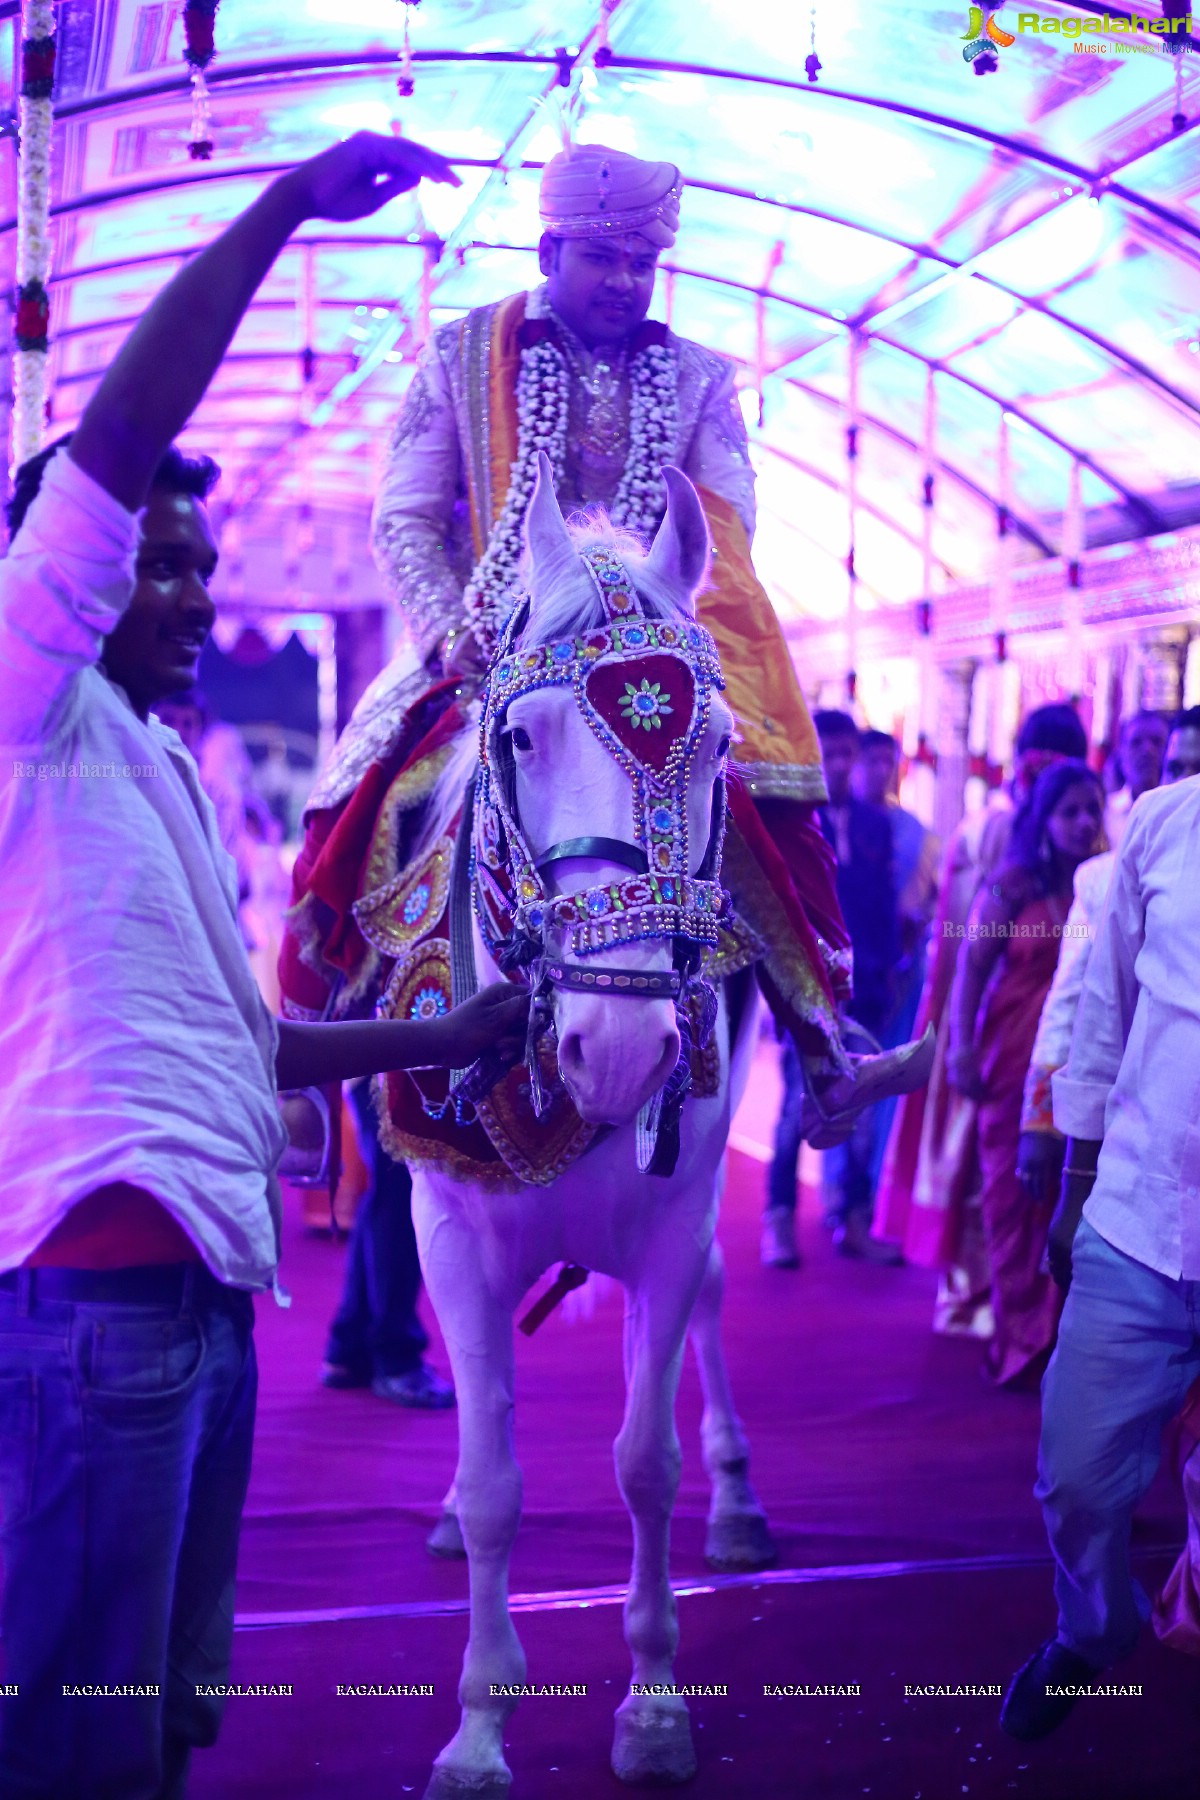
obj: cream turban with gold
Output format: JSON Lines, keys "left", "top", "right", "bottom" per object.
{"left": 539, "top": 144, "right": 683, "bottom": 250}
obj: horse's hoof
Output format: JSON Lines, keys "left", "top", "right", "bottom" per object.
{"left": 612, "top": 1699, "right": 697, "bottom": 1786}
{"left": 426, "top": 1509, "right": 467, "bottom": 1559}
{"left": 422, "top": 1766, "right": 511, "bottom": 1800}
{"left": 705, "top": 1511, "right": 777, "bottom": 1572}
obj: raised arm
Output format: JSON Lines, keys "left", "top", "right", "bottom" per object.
{"left": 70, "top": 134, "right": 459, "bottom": 511}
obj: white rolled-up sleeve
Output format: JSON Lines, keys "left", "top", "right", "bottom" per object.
{"left": 1052, "top": 819, "right": 1146, "bottom": 1139}
{"left": 0, "top": 452, "right": 137, "bottom": 748}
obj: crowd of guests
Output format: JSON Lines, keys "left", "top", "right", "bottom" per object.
{"left": 765, "top": 697, "right": 1200, "bottom": 1740}
{"left": 767, "top": 702, "right": 1200, "bottom": 1386}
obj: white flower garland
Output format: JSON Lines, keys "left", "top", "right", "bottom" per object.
{"left": 463, "top": 294, "right": 680, "bottom": 655}
{"left": 13, "top": 0, "right": 56, "bottom": 470}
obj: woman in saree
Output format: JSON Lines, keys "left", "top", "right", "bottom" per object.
{"left": 945, "top": 759, "right": 1105, "bottom": 1390}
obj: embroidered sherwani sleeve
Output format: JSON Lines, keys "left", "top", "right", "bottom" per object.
{"left": 370, "top": 342, "right": 466, "bottom": 664}
{"left": 682, "top": 359, "right": 757, "bottom": 545}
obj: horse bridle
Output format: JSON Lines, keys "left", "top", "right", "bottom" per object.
{"left": 471, "top": 550, "right": 730, "bottom": 1169}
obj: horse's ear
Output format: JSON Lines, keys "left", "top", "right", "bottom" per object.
{"left": 524, "top": 451, "right": 576, "bottom": 619}
{"left": 642, "top": 466, "right": 710, "bottom": 616}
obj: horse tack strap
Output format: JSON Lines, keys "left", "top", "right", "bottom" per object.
{"left": 535, "top": 836, "right": 649, "bottom": 877}
{"left": 518, "top": 1262, "right": 590, "bottom": 1336}
{"left": 543, "top": 960, "right": 682, "bottom": 999}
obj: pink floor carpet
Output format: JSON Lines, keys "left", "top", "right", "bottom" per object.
{"left": 189, "top": 1120, "right": 1199, "bottom": 1800}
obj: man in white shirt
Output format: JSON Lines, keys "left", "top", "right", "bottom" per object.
{"left": 1000, "top": 768, "right": 1200, "bottom": 1741}
{"left": 0, "top": 134, "right": 526, "bottom": 1800}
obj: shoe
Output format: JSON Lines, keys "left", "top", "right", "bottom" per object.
{"left": 320, "top": 1361, "right": 371, "bottom": 1390}
{"left": 800, "top": 1025, "right": 937, "bottom": 1150}
{"left": 371, "top": 1364, "right": 456, "bottom": 1410}
{"left": 1000, "top": 1638, "right": 1102, "bottom": 1741}
{"left": 832, "top": 1214, "right": 904, "bottom": 1265}
{"left": 761, "top": 1209, "right": 801, "bottom": 1269}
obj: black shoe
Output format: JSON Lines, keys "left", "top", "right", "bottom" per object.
{"left": 371, "top": 1363, "right": 456, "bottom": 1410}
{"left": 1000, "top": 1639, "right": 1102, "bottom": 1741}
{"left": 320, "top": 1361, "right": 371, "bottom": 1390}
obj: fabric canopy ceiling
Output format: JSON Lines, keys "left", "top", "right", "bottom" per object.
{"left": 3, "top": 0, "right": 1199, "bottom": 629}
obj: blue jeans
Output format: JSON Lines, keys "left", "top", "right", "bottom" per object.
{"left": 0, "top": 1264, "right": 257, "bottom": 1799}
{"left": 325, "top": 1081, "right": 428, "bottom": 1380}
{"left": 767, "top": 1041, "right": 806, "bottom": 1216}
{"left": 1036, "top": 1217, "right": 1200, "bottom": 1666}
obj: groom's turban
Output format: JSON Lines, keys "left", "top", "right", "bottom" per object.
{"left": 539, "top": 144, "right": 683, "bottom": 250}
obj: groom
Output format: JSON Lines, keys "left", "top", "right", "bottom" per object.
{"left": 283, "top": 144, "right": 931, "bottom": 1129}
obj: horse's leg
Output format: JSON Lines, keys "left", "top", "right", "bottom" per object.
{"left": 690, "top": 1234, "right": 776, "bottom": 1571}
{"left": 418, "top": 1221, "right": 525, "bottom": 1800}
{"left": 611, "top": 1262, "right": 705, "bottom": 1786}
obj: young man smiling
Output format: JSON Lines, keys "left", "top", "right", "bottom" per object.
{"left": 0, "top": 132, "right": 527, "bottom": 1800}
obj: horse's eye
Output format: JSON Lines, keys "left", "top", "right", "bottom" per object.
{"left": 510, "top": 726, "right": 532, "bottom": 753}
{"left": 716, "top": 735, "right": 731, "bottom": 760}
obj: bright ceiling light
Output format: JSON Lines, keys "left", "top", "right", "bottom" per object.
{"left": 305, "top": 0, "right": 403, "bottom": 24}
{"left": 320, "top": 100, "right": 395, "bottom": 138}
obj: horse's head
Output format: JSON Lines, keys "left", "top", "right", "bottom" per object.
{"left": 476, "top": 455, "right": 734, "bottom": 1132}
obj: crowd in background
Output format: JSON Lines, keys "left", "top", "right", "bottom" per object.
{"left": 766, "top": 701, "right": 1200, "bottom": 1390}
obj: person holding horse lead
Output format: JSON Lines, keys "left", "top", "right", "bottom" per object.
{"left": 284, "top": 142, "right": 932, "bottom": 1126}
{"left": 0, "top": 132, "right": 529, "bottom": 1800}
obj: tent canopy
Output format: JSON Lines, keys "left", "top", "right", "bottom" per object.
{"left": 6, "top": 0, "right": 1200, "bottom": 627}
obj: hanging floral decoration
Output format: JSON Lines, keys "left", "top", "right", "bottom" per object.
{"left": 183, "top": 1, "right": 220, "bottom": 161}
{"left": 13, "top": 0, "right": 57, "bottom": 469}
{"left": 395, "top": 0, "right": 420, "bottom": 98}
{"left": 805, "top": 3, "right": 822, "bottom": 81}
{"left": 462, "top": 290, "right": 679, "bottom": 657}
{"left": 593, "top": 0, "right": 619, "bottom": 69}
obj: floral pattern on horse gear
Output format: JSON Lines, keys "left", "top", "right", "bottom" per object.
{"left": 474, "top": 584, "right": 730, "bottom": 968}
{"left": 353, "top": 834, "right": 454, "bottom": 959}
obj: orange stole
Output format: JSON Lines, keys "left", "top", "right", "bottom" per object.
{"left": 694, "top": 487, "right": 823, "bottom": 792}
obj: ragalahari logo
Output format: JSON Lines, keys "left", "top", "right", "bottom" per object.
{"left": 963, "top": 5, "right": 1016, "bottom": 64}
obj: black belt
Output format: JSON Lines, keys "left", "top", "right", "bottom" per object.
{"left": 0, "top": 1262, "right": 224, "bottom": 1307}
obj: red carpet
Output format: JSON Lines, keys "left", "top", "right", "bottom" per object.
{"left": 189, "top": 1132, "right": 1199, "bottom": 1800}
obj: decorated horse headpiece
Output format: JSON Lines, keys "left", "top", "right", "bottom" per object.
{"left": 469, "top": 456, "right": 731, "bottom": 1170}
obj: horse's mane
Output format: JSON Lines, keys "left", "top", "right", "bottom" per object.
{"left": 414, "top": 507, "right": 699, "bottom": 865}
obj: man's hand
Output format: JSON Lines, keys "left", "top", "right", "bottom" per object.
{"left": 1016, "top": 1129, "right": 1065, "bottom": 1204}
{"left": 1046, "top": 1136, "right": 1101, "bottom": 1290}
{"left": 1047, "top": 1170, "right": 1095, "bottom": 1292}
{"left": 70, "top": 132, "right": 459, "bottom": 512}
{"left": 418, "top": 982, "right": 530, "bottom": 1069}
{"left": 277, "top": 131, "right": 460, "bottom": 226}
{"left": 444, "top": 627, "right": 490, "bottom": 682}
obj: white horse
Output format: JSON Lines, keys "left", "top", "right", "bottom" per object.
{"left": 405, "top": 461, "right": 772, "bottom": 1798}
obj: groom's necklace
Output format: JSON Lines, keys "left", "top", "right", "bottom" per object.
{"left": 561, "top": 334, "right": 629, "bottom": 460}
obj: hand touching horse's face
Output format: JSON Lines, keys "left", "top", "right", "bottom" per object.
{"left": 502, "top": 456, "right": 734, "bottom": 1127}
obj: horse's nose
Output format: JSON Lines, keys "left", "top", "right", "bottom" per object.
{"left": 557, "top": 1009, "right": 682, "bottom": 1125}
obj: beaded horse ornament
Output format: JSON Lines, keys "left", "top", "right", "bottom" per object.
{"left": 472, "top": 479, "right": 731, "bottom": 1174}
